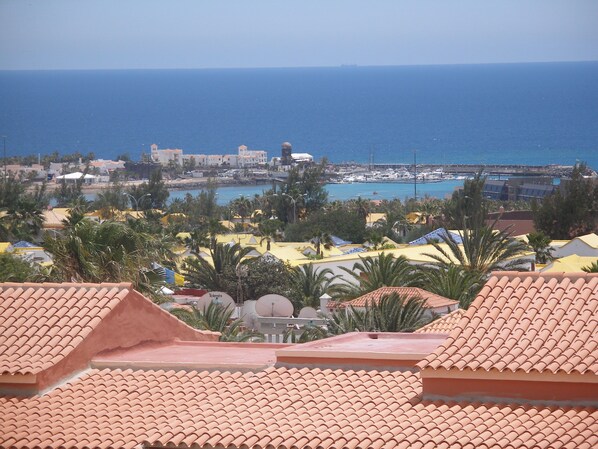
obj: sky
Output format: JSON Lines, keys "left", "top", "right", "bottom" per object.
{"left": 1, "top": 0, "right": 597, "bottom": 70}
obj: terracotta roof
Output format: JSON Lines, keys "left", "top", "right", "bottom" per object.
{"left": 415, "top": 308, "right": 467, "bottom": 334}
{"left": 0, "top": 283, "right": 217, "bottom": 384}
{"left": 343, "top": 287, "right": 458, "bottom": 309}
{"left": 419, "top": 272, "right": 598, "bottom": 375}
{"left": 1, "top": 367, "right": 596, "bottom": 449}
{"left": 0, "top": 283, "right": 130, "bottom": 376}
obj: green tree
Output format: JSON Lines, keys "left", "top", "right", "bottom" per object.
{"left": 0, "top": 253, "right": 44, "bottom": 282}
{"left": 258, "top": 218, "right": 283, "bottom": 251}
{"left": 425, "top": 223, "right": 529, "bottom": 276}
{"left": 43, "top": 219, "right": 173, "bottom": 293}
{"left": 289, "top": 264, "right": 338, "bottom": 310}
{"left": 0, "top": 174, "right": 26, "bottom": 210}
{"left": 328, "top": 293, "right": 428, "bottom": 334}
{"left": 442, "top": 171, "right": 487, "bottom": 229}
{"left": 582, "top": 260, "right": 598, "bottom": 273}
{"left": 171, "top": 302, "right": 263, "bottom": 342}
{"left": 232, "top": 196, "right": 252, "bottom": 223}
{"left": 93, "top": 182, "right": 128, "bottom": 217}
{"left": 237, "top": 257, "right": 292, "bottom": 302}
{"left": 53, "top": 165, "right": 89, "bottom": 207}
{"left": 3, "top": 196, "right": 45, "bottom": 242}
{"left": 351, "top": 196, "right": 370, "bottom": 222}
{"left": 533, "top": 164, "right": 598, "bottom": 239}
{"left": 334, "top": 253, "right": 421, "bottom": 299}
{"left": 420, "top": 265, "right": 483, "bottom": 309}
{"left": 127, "top": 168, "right": 169, "bottom": 210}
{"left": 526, "top": 231, "right": 554, "bottom": 264}
{"left": 183, "top": 242, "right": 253, "bottom": 293}
{"left": 311, "top": 229, "right": 333, "bottom": 257}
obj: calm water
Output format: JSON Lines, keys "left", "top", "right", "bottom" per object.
{"left": 168, "top": 179, "right": 464, "bottom": 205}
{"left": 1, "top": 62, "right": 597, "bottom": 167}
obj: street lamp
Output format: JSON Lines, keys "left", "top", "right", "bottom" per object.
{"left": 272, "top": 193, "right": 306, "bottom": 223}
{"left": 122, "top": 192, "right": 151, "bottom": 211}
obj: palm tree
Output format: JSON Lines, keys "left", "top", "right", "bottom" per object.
{"left": 582, "top": 260, "right": 598, "bottom": 273}
{"left": 5, "top": 197, "right": 45, "bottom": 242}
{"left": 327, "top": 305, "right": 371, "bottom": 335}
{"left": 334, "top": 253, "right": 421, "bottom": 299}
{"left": 352, "top": 197, "right": 370, "bottom": 222}
{"left": 183, "top": 242, "right": 253, "bottom": 292}
{"left": 526, "top": 231, "right": 554, "bottom": 264}
{"left": 171, "top": 302, "right": 264, "bottom": 342}
{"left": 327, "top": 293, "right": 428, "bottom": 333}
{"left": 289, "top": 264, "right": 339, "bottom": 309}
{"left": 232, "top": 196, "right": 252, "bottom": 224}
{"left": 258, "top": 218, "right": 283, "bottom": 251}
{"left": 420, "top": 265, "right": 483, "bottom": 309}
{"left": 425, "top": 223, "right": 529, "bottom": 275}
{"left": 43, "top": 219, "right": 173, "bottom": 293}
{"left": 311, "top": 229, "right": 333, "bottom": 257}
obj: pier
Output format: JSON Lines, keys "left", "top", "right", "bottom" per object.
{"left": 367, "top": 163, "right": 576, "bottom": 177}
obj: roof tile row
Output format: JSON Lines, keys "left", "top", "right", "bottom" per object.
{"left": 0, "top": 283, "right": 131, "bottom": 375}
{"left": 419, "top": 273, "right": 598, "bottom": 375}
{"left": 1, "top": 367, "right": 596, "bottom": 449}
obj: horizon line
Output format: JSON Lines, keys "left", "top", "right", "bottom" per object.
{"left": 1, "top": 59, "right": 597, "bottom": 72}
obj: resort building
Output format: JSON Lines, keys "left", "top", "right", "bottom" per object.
{"left": 483, "top": 177, "right": 556, "bottom": 201}
{"left": 150, "top": 144, "right": 267, "bottom": 168}
{"left": 1, "top": 272, "right": 596, "bottom": 448}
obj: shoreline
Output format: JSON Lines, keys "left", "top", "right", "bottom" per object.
{"left": 30, "top": 161, "right": 586, "bottom": 195}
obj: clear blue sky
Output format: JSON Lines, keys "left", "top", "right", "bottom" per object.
{"left": 1, "top": 0, "right": 597, "bottom": 70}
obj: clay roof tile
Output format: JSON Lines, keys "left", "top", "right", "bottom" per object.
{"left": 419, "top": 272, "right": 598, "bottom": 376}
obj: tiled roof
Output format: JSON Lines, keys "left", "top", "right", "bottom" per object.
{"left": 344, "top": 287, "right": 458, "bottom": 309}
{"left": 1, "top": 367, "right": 596, "bottom": 449}
{"left": 0, "top": 283, "right": 217, "bottom": 378}
{"left": 415, "top": 308, "right": 467, "bottom": 334}
{"left": 419, "top": 272, "right": 598, "bottom": 375}
{"left": 0, "top": 283, "right": 129, "bottom": 376}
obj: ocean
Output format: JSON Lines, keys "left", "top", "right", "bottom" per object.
{"left": 1, "top": 62, "right": 597, "bottom": 168}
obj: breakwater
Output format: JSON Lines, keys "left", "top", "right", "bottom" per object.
{"left": 366, "top": 163, "right": 578, "bottom": 177}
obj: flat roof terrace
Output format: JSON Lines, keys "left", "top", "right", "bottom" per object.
{"left": 276, "top": 332, "right": 448, "bottom": 369}
{"left": 92, "top": 341, "right": 289, "bottom": 372}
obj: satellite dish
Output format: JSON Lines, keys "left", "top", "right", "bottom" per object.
{"left": 255, "top": 294, "right": 294, "bottom": 317}
{"left": 298, "top": 307, "right": 318, "bottom": 319}
{"left": 196, "top": 291, "right": 235, "bottom": 311}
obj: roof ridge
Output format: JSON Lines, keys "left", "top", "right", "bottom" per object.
{"left": 0, "top": 282, "right": 133, "bottom": 290}
{"left": 488, "top": 271, "right": 598, "bottom": 281}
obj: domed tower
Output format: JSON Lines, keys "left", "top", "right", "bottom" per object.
{"left": 281, "top": 142, "right": 292, "bottom": 166}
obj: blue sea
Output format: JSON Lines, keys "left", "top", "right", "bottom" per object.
{"left": 1, "top": 62, "right": 597, "bottom": 168}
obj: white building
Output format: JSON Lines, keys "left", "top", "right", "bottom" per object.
{"left": 150, "top": 144, "right": 267, "bottom": 168}
{"left": 291, "top": 153, "right": 314, "bottom": 163}
{"left": 150, "top": 144, "right": 183, "bottom": 165}
{"left": 89, "top": 159, "right": 126, "bottom": 175}
{"left": 237, "top": 145, "right": 267, "bottom": 167}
